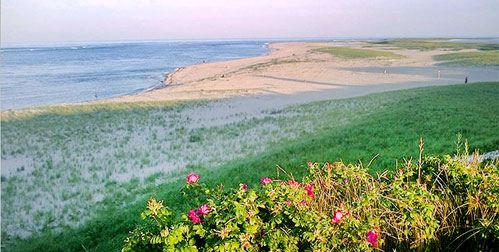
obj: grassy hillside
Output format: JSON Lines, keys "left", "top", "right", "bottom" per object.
{"left": 2, "top": 82, "right": 498, "bottom": 251}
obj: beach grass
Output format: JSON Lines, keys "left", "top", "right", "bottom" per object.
{"left": 371, "top": 38, "right": 499, "bottom": 51}
{"left": 433, "top": 50, "right": 499, "bottom": 66}
{"left": 313, "top": 46, "right": 405, "bottom": 59}
{"left": 2, "top": 82, "right": 499, "bottom": 251}
{"left": 1, "top": 100, "right": 192, "bottom": 121}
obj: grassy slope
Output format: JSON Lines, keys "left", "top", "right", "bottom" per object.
{"left": 371, "top": 38, "right": 499, "bottom": 66}
{"left": 313, "top": 47, "right": 404, "bottom": 59}
{"left": 433, "top": 50, "right": 499, "bottom": 66}
{"left": 3, "top": 82, "right": 499, "bottom": 251}
{"left": 371, "top": 38, "right": 499, "bottom": 51}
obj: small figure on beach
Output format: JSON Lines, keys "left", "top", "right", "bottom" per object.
{"left": 465, "top": 76, "right": 468, "bottom": 84}
{"left": 94, "top": 92, "right": 98, "bottom": 99}
{"left": 438, "top": 70, "right": 441, "bottom": 79}
{"left": 383, "top": 69, "right": 387, "bottom": 74}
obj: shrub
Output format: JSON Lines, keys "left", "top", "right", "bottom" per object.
{"left": 122, "top": 144, "right": 498, "bottom": 251}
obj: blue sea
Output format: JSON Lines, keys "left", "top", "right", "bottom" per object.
{"left": 1, "top": 40, "right": 271, "bottom": 110}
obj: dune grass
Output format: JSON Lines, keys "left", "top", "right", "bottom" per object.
{"left": 313, "top": 47, "right": 405, "bottom": 59}
{"left": 433, "top": 50, "right": 499, "bottom": 66}
{"left": 371, "top": 38, "right": 499, "bottom": 51}
{"left": 2, "top": 82, "right": 499, "bottom": 251}
{"left": 1, "top": 100, "right": 191, "bottom": 121}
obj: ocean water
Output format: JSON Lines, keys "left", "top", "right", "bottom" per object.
{"left": 1, "top": 40, "right": 270, "bottom": 110}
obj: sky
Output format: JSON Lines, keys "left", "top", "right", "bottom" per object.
{"left": 1, "top": 0, "right": 499, "bottom": 45}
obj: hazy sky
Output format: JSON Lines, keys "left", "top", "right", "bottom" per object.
{"left": 2, "top": 0, "right": 499, "bottom": 45}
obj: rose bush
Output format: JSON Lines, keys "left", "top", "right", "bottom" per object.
{"left": 122, "top": 149, "right": 498, "bottom": 251}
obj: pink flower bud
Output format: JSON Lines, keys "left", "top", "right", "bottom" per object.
{"left": 242, "top": 183, "right": 247, "bottom": 191}
{"left": 186, "top": 174, "right": 199, "bottom": 184}
{"left": 260, "top": 177, "right": 273, "bottom": 186}
{"left": 197, "top": 204, "right": 211, "bottom": 216}
{"left": 368, "top": 229, "right": 379, "bottom": 247}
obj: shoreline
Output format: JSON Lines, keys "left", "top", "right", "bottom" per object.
{"left": 159, "top": 42, "right": 276, "bottom": 88}
{"left": 150, "top": 42, "right": 277, "bottom": 93}
{"left": 91, "top": 40, "right": 498, "bottom": 106}
{"left": 118, "top": 41, "right": 278, "bottom": 100}
{"left": 3, "top": 40, "right": 499, "bottom": 112}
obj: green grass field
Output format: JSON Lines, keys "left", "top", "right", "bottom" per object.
{"left": 371, "top": 38, "right": 499, "bottom": 51}
{"left": 433, "top": 50, "right": 499, "bottom": 66}
{"left": 2, "top": 82, "right": 498, "bottom": 251}
{"left": 313, "top": 47, "right": 405, "bottom": 59}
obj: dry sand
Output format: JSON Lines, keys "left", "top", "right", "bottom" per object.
{"left": 89, "top": 40, "right": 499, "bottom": 126}
{"left": 99, "top": 41, "right": 453, "bottom": 104}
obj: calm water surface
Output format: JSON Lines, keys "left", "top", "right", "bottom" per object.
{"left": 1, "top": 40, "right": 270, "bottom": 110}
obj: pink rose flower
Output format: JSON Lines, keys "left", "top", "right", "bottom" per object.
{"left": 299, "top": 201, "right": 307, "bottom": 206}
{"left": 197, "top": 204, "right": 211, "bottom": 216}
{"left": 260, "top": 177, "right": 272, "bottom": 186}
{"left": 242, "top": 183, "right": 247, "bottom": 191}
{"left": 188, "top": 209, "right": 196, "bottom": 217}
{"left": 307, "top": 161, "right": 313, "bottom": 167}
{"left": 331, "top": 211, "right": 343, "bottom": 224}
{"left": 334, "top": 162, "right": 338, "bottom": 167}
{"left": 327, "top": 162, "right": 332, "bottom": 169}
{"left": 286, "top": 200, "right": 293, "bottom": 206}
{"left": 186, "top": 174, "right": 199, "bottom": 184}
{"left": 368, "top": 229, "right": 379, "bottom": 247}
{"left": 188, "top": 209, "right": 201, "bottom": 223}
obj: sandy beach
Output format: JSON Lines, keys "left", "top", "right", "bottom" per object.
{"left": 97, "top": 41, "right": 488, "bottom": 105}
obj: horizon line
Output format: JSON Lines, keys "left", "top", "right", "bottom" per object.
{"left": 2, "top": 36, "right": 499, "bottom": 48}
